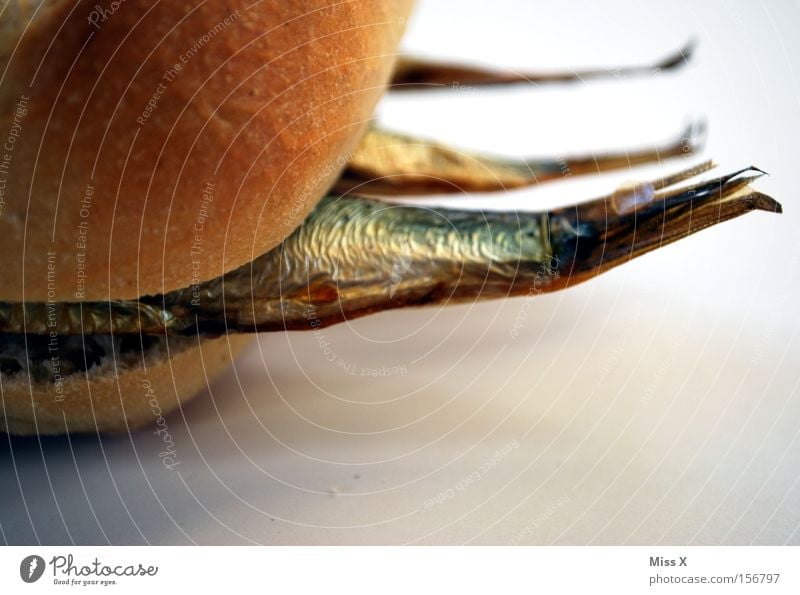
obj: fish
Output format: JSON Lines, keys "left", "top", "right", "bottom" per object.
{"left": 0, "top": 161, "right": 779, "bottom": 337}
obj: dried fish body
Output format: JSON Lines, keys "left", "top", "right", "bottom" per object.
{"left": 0, "top": 163, "right": 778, "bottom": 337}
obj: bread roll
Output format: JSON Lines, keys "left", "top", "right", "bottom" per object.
{"left": 0, "top": 0, "right": 412, "bottom": 302}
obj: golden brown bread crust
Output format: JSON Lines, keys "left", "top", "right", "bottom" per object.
{"left": 0, "top": 334, "right": 253, "bottom": 435}
{"left": 0, "top": 0, "right": 412, "bottom": 302}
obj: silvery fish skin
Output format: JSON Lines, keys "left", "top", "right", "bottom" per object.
{"left": 0, "top": 194, "right": 555, "bottom": 336}
{"left": 0, "top": 163, "right": 779, "bottom": 337}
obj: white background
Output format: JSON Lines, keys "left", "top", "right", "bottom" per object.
{"left": 1, "top": 0, "right": 798, "bottom": 545}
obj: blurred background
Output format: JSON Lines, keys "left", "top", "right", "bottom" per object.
{"left": 2, "top": 0, "right": 798, "bottom": 545}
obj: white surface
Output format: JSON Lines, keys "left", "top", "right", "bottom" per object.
{"left": 2, "top": 0, "right": 799, "bottom": 545}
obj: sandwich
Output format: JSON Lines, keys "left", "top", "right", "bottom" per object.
{"left": 0, "top": 0, "right": 779, "bottom": 435}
